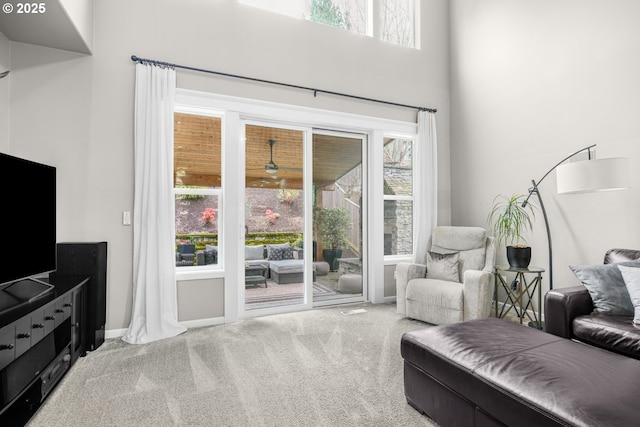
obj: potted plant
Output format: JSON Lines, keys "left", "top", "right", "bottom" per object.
{"left": 314, "top": 207, "right": 351, "bottom": 271}
{"left": 487, "top": 194, "right": 536, "bottom": 268}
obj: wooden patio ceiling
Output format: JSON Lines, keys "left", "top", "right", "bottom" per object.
{"left": 174, "top": 113, "right": 362, "bottom": 190}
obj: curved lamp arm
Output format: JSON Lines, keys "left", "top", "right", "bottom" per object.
{"left": 520, "top": 144, "right": 596, "bottom": 292}
{"left": 522, "top": 144, "right": 595, "bottom": 208}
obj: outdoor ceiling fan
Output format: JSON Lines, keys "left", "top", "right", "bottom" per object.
{"left": 264, "top": 139, "right": 302, "bottom": 176}
{"left": 265, "top": 139, "right": 279, "bottom": 175}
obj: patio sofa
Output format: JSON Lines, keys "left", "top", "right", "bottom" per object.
{"left": 245, "top": 244, "right": 270, "bottom": 270}
{"left": 197, "top": 244, "right": 217, "bottom": 266}
{"left": 176, "top": 243, "right": 217, "bottom": 266}
{"left": 245, "top": 242, "right": 323, "bottom": 284}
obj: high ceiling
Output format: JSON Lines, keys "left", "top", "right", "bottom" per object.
{"left": 0, "top": 0, "right": 93, "bottom": 54}
{"left": 174, "top": 113, "right": 363, "bottom": 190}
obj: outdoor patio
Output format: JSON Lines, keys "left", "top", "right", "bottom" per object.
{"left": 244, "top": 270, "right": 362, "bottom": 309}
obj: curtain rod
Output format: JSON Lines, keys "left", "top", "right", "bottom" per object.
{"left": 131, "top": 55, "right": 437, "bottom": 113}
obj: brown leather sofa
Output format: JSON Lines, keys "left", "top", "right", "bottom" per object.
{"left": 401, "top": 248, "right": 640, "bottom": 426}
{"left": 402, "top": 317, "right": 640, "bottom": 427}
{"left": 544, "top": 248, "right": 640, "bottom": 360}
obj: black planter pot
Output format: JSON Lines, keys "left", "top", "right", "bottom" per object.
{"left": 322, "top": 249, "right": 342, "bottom": 272}
{"left": 506, "top": 246, "right": 531, "bottom": 269}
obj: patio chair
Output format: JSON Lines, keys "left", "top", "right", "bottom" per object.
{"left": 176, "top": 243, "right": 195, "bottom": 266}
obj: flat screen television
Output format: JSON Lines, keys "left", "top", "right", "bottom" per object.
{"left": 0, "top": 153, "right": 56, "bottom": 289}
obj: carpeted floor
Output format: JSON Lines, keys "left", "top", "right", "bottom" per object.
{"left": 27, "top": 302, "right": 438, "bottom": 427}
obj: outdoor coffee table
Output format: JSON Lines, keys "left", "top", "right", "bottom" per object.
{"left": 245, "top": 266, "right": 267, "bottom": 288}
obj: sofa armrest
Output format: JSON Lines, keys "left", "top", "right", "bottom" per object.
{"left": 395, "top": 262, "right": 427, "bottom": 315}
{"left": 544, "top": 285, "right": 593, "bottom": 338}
{"left": 462, "top": 270, "right": 494, "bottom": 321}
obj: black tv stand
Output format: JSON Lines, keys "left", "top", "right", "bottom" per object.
{"left": 0, "top": 275, "right": 88, "bottom": 426}
{"left": 0, "top": 278, "right": 54, "bottom": 315}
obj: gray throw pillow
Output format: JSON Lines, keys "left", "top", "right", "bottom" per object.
{"left": 618, "top": 265, "right": 640, "bottom": 324}
{"left": 426, "top": 251, "right": 460, "bottom": 283}
{"left": 268, "top": 246, "right": 294, "bottom": 261}
{"left": 267, "top": 242, "right": 291, "bottom": 260}
{"left": 281, "top": 246, "right": 294, "bottom": 260}
{"left": 569, "top": 261, "right": 640, "bottom": 316}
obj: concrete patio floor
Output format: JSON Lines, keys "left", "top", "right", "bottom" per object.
{"left": 244, "top": 270, "right": 364, "bottom": 308}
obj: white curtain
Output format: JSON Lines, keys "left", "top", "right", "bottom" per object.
{"left": 122, "top": 63, "right": 186, "bottom": 344}
{"left": 414, "top": 110, "right": 438, "bottom": 264}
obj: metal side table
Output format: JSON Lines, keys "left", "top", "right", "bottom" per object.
{"left": 494, "top": 265, "right": 544, "bottom": 329}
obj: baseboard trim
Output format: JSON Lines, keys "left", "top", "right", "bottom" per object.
{"left": 180, "top": 316, "right": 225, "bottom": 329}
{"left": 105, "top": 317, "right": 225, "bottom": 339}
{"left": 105, "top": 328, "right": 128, "bottom": 339}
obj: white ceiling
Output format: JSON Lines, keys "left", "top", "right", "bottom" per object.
{"left": 0, "top": 0, "right": 92, "bottom": 54}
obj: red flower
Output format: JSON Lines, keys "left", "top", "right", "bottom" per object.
{"left": 265, "top": 209, "right": 277, "bottom": 223}
{"left": 202, "top": 208, "right": 216, "bottom": 224}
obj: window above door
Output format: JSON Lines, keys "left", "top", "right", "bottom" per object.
{"left": 238, "top": 0, "right": 418, "bottom": 48}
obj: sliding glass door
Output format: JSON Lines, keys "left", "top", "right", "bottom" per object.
{"left": 312, "top": 130, "right": 366, "bottom": 304}
{"left": 241, "top": 123, "right": 367, "bottom": 313}
{"left": 243, "top": 122, "right": 312, "bottom": 313}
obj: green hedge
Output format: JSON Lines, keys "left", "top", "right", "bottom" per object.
{"left": 176, "top": 231, "right": 302, "bottom": 251}
{"left": 245, "top": 232, "right": 302, "bottom": 246}
{"left": 176, "top": 233, "right": 217, "bottom": 252}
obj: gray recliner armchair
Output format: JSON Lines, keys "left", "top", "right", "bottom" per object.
{"left": 396, "top": 226, "right": 496, "bottom": 325}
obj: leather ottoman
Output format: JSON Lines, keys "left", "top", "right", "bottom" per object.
{"left": 401, "top": 318, "right": 640, "bottom": 427}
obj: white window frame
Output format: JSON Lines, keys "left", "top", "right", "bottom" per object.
{"left": 383, "top": 133, "right": 415, "bottom": 262}
{"left": 175, "top": 88, "right": 418, "bottom": 318}
{"left": 174, "top": 188, "right": 223, "bottom": 273}
{"left": 376, "top": 0, "right": 418, "bottom": 49}
{"left": 174, "top": 107, "right": 225, "bottom": 280}
{"left": 238, "top": 0, "right": 419, "bottom": 48}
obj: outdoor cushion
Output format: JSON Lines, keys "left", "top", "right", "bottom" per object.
{"left": 268, "top": 246, "right": 294, "bottom": 261}
{"left": 267, "top": 242, "right": 291, "bottom": 260}
{"left": 269, "top": 259, "right": 305, "bottom": 274}
{"left": 245, "top": 245, "right": 265, "bottom": 260}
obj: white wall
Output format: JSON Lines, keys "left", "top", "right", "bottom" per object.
{"left": 6, "top": 0, "right": 450, "bottom": 330}
{"left": 0, "top": 32, "right": 9, "bottom": 151}
{"left": 450, "top": 0, "right": 640, "bottom": 297}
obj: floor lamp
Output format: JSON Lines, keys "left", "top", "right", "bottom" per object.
{"left": 521, "top": 144, "right": 629, "bottom": 291}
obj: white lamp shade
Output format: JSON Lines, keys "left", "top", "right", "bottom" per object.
{"left": 556, "top": 157, "right": 629, "bottom": 194}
